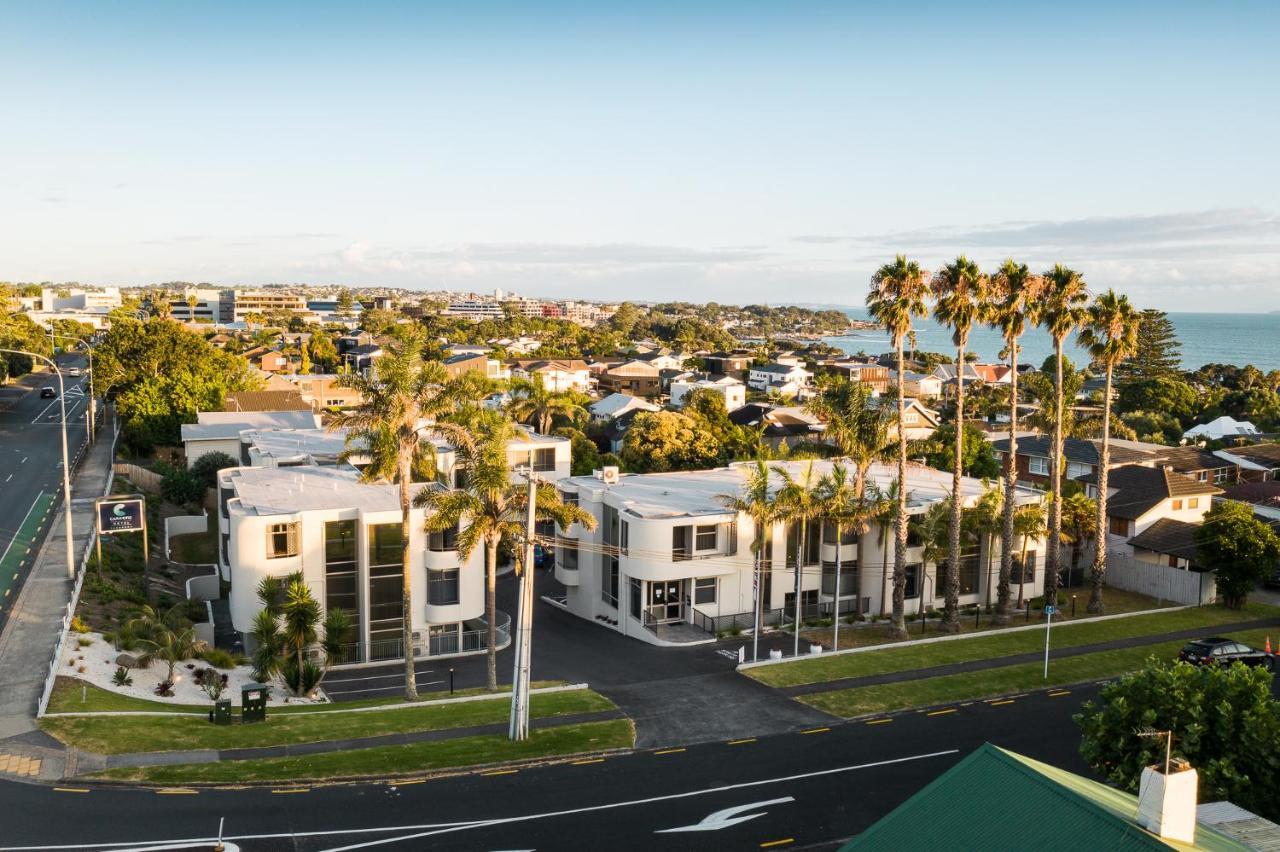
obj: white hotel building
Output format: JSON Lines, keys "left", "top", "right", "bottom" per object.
{"left": 215, "top": 430, "right": 571, "bottom": 663}
{"left": 554, "top": 460, "right": 1047, "bottom": 645}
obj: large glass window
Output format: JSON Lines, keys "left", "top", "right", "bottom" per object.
{"left": 695, "top": 525, "right": 717, "bottom": 551}
{"left": 324, "top": 520, "right": 359, "bottom": 661}
{"left": 367, "top": 523, "right": 405, "bottom": 659}
{"left": 1029, "top": 456, "right": 1050, "bottom": 476}
{"left": 629, "top": 577, "right": 642, "bottom": 619}
{"left": 823, "top": 524, "right": 858, "bottom": 545}
{"left": 904, "top": 563, "right": 922, "bottom": 598}
{"left": 556, "top": 537, "right": 579, "bottom": 572}
{"left": 266, "top": 522, "right": 299, "bottom": 559}
{"left": 533, "top": 447, "right": 556, "bottom": 472}
{"left": 602, "top": 556, "right": 619, "bottom": 608}
{"left": 428, "top": 568, "right": 459, "bottom": 605}
{"left": 822, "top": 561, "right": 858, "bottom": 596}
{"left": 1011, "top": 550, "right": 1037, "bottom": 584}
{"left": 956, "top": 547, "right": 981, "bottom": 595}
{"left": 693, "top": 577, "right": 717, "bottom": 605}
{"left": 428, "top": 524, "right": 458, "bottom": 552}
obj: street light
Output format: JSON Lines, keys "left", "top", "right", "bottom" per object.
{"left": 0, "top": 348, "right": 75, "bottom": 580}
{"left": 49, "top": 334, "right": 96, "bottom": 444}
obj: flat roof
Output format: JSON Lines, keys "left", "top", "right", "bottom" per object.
{"left": 227, "top": 465, "right": 434, "bottom": 515}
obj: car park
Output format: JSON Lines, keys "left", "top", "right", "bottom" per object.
{"left": 1179, "top": 637, "right": 1274, "bottom": 671}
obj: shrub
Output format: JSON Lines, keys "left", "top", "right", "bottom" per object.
{"left": 77, "top": 637, "right": 93, "bottom": 648}
{"left": 193, "top": 666, "right": 229, "bottom": 701}
{"left": 160, "top": 468, "right": 206, "bottom": 507}
{"left": 70, "top": 616, "right": 91, "bottom": 634}
{"left": 112, "top": 666, "right": 133, "bottom": 687}
{"left": 189, "top": 451, "right": 237, "bottom": 488}
{"left": 198, "top": 647, "right": 243, "bottom": 670}
{"left": 154, "top": 680, "right": 175, "bottom": 697}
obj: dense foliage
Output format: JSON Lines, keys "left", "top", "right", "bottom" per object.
{"left": 909, "top": 422, "right": 1001, "bottom": 479}
{"left": 1194, "top": 500, "right": 1280, "bottom": 607}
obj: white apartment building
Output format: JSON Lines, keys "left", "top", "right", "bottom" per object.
{"left": 554, "top": 460, "right": 1047, "bottom": 646}
{"left": 670, "top": 375, "right": 746, "bottom": 411}
{"left": 170, "top": 288, "right": 234, "bottom": 323}
{"left": 444, "top": 300, "right": 505, "bottom": 321}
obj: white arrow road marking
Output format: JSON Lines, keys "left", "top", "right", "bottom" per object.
{"left": 656, "top": 797, "right": 795, "bottom": 833}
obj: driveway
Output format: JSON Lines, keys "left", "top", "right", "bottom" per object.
{"left": 323, "top": 570, "right": 833, "bottom": 747}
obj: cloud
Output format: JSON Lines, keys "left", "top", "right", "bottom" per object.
{"left": 41, "top": 195, "right": 69, "bottom": 204}
{"left": 792, "top": 234, "right": 847, "bottom": 244}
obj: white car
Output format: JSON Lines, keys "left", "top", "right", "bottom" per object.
{"left": 66, "top": 367, "right": 82, "bottom": 377}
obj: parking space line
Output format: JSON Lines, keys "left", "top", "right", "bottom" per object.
{"left": 157, "top": 788, "right": 198, "bottom": 795}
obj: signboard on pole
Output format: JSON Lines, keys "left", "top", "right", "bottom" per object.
{"left": 96, "top": 497, "right": 145, "bottom": 534}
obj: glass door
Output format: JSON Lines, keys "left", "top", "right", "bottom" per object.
{"left": 648, "top": 580, "right": 683, "bottom": 622}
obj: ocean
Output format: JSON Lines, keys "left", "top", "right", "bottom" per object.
{"left": 824, "top": 309, "right": 1280, "bottom": 372}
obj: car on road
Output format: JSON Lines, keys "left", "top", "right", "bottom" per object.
{"left": 40, "top": 387, "right": 57, "bottom": 399}
{"left": 1179, "top": 637, "right": 1274, "bottom": 671}
{"left": 66, "top": 367, "right": 81, "bottom": 377}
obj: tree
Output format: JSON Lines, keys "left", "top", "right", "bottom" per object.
{"left": 190, "top": 451, "right": 238, "bottom": 488}
{"left": 910, "top": 423, "right": 1001, "bottom": 480}
{"left": 308, "top": 332, "right": 339, "bottom": 372}
{"left": 160, "top": 466, "right": 206, "bottom": 507}
{"left": 1077, "top": 290, "right": 1141, "bottom": 613}
{"left": 816, "top": 463, "right": 863, "bottom": 649}
{"left": 1113, "top": 309, "right": 1182, "bottom": 385}
{"left": 621, "top": 410, "right": 720, "bottom": 473}
{"left": 930, "top": 255, "right": 989, "bottom": 633}
{"left": 1013, "top": 502, "right": 1047, "bottom": 607}
{"left": 1076, "top": 660, "right": 1280, "bottom": 821}
{"left": 1033, "top": 265, "right": 1089, "bottom": 610}
{"left": 1195, "top": 500, "right": 1280, "bottom": 608}
{"left": 805, "top": 378, "right": 895, "bottom": 499}
{"left": 988, "top": 260, "right": 1042, "bottom": 622}
{"left": 1116, "top": 376, "right": 1198, "bottom": 424}
{"left": 1059, "top": 492, "right": 1097, "bottom": 589}
{"left": 684, "top": 388, "right": 754, "bottom": 462}
{"left": 968, "top": 481, "right": 1003, "bottom": 608}
{"left": 507, "top": 374, "right": 588, "bottom": 436}
{"left": 249, "top": 572, "right": 351, "bottom": 696}
{"left": 129, "top": 603, "right": 205, "bottom": 688}
{"left": 867, "top": 255, "right": 930, "bottom": 639}
{"left": 776, "top": 461, "right": 823, "bottom": 656}
{"left": 911, "top": 499, "right": 950, "bottom": 616}
{"left": 336, "top": 289, "right": 356, "bottom": 318}
{"left": 716, "top": 460, "right": 781, "bottom": 662}
{"left": 330, "top": 333, "right": 482, "bottom": 698}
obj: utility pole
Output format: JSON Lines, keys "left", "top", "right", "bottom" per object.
{"left": 509, "top": 466, "right": 537, "bottom": 741}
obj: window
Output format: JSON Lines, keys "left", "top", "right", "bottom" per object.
{"left": 532, "top": 447, "right": 556, "bottom": 472}
{"left": 560, "top": 488, "right": 579, "bottom": 506}
{"left": 904, "top": 563, "right": 921, "bottom": 598}
{"left": 324, "top": 521, "right": 358, "bottom": 658}
{"left": 1066, "top": 462, "right": 1092, "bottom": 480}
{"left": 1197, "top": 471, "right": 1209, "bottom": 482}
{"left": 428, "top": 623, "right": 459, "bottom": 656}
{"left": 601, "top": 556, "right": 619, "bottom": 608}
{"left": 629, "top": 577, "right": 642, "bottom": 619}
{"left": 673, "top": 525, "right": 691, "bottom": 561}
{"left": 1188, "top": 498, "right": 1199, "bottom": 509}
{"left": 1171, "top": 499, "right": 1183, "bottom": 511}
{"left": 428, "top": 524, "right": 459, "bottom": 552}
{"left": 556, "top": 537, "right": 578, "bottom": 572}
{"left": 367, "top": 523, "right": 404, "bottom": 659}
{"left": 1109, "top": 516, "right": 1130, "bottom": 537}
{"left": 428, "top": 568, "right": 459, "bottom": 605}
{"left": 266, "top": 522, "right": 299, "bottom": 559}
{"left": 693, "top": 577, "right": 717, "bottom": 605}
{"left": 1029, "top": 456, "right": 1050, "bottom": 476}
{"left": 695, "top": 525, "right": 717, "bottom": 551}
{"left": 1168, "top": 555, "right": 1179, "bottom": 568}
{"left": 823, "top": 524, "right": 858, "bottom": 545}
{"left": 822, "top": 561, "right": 858, "bottom": 596}
{"left": 956, "top": 548, "right": 981, "bottom": 595}
{"left": 620, "top": 520, "right": 629, "bottom": 554}
{"left": 1011, "top": 550, "right": 1037, "bottom": 584}
{"left": 1214, "top": 469, "right": 1229, "bottom": 484}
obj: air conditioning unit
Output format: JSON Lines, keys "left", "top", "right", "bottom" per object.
{"left": 601, "top": 466, "right": 620, "bottom": 484}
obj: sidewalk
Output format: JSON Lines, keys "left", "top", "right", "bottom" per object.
{"left": 777, "top": 616, "right": 1280, "bottom": 698}
{"left": 0, "top": 412, "right": 115, "bottom": 743}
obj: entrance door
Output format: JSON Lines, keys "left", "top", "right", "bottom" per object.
{"left": 649, "top": 580, "right": 683, "bottom": 622}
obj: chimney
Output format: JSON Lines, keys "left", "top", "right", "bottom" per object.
{"left": 1136, "top": 758, "right": 1198, "bottom": 843}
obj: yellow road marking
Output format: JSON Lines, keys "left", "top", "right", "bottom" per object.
{"left": 156, "top": 788, "right": 197, "bottom": 795}
{"left": 389, "top": 778, "right": 425, "bottom": 785}
{"left": 572, "top": 758, "right": 604, "bottom": 765}
{"left": 728, "top": 738, "right": 757, "bottom": 745}
{"left": 271, "top": 788, "right": 310, "bottom": 794}
{"left": 991, "top": 699, "right": 1016, "bottom": 706}
{"left": 761, "top": 838, "right": 795, "bottom": 848}
{"left": 480, "top": 769, "right": 518, "bottom": 776}
{"left": 800, "top": 727, "right": 830, "bottom": 735}
{"left": 927, "top": 708, "right": 957, "bottom": 716}
{"left": 54, "top": 787, "right": 89, "bottom": 793}
{"left": 654, "top": 748, "right": 686, "bottom": 755}
{"left": 866, "top": 718, "right": 892, "bottom": 725}
{"left": 1048, "top": 690, "right": 1071, "bottom": 697}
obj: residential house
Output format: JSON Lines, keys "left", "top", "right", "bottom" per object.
{"left": 747, "top": 363, "right": 813, "bottom": 396}
{"left": 632, "top": 349, "right": 687, "bottom": 371}
{"left": 510, "top": 359, "right": 592, "bottom": 394}
{"left": 1183, "top": 416, "right": 1259, "bottom": 443}
{"left": 597, "top": 359, "right": 662, "bottom": 398}
{"left": 972, "top": 364, "right": 1014, "bottom": 385}
{"left": 344, "top": 343, "right": 384, "bottom": 375}
{"left": 223, "top": 390, "right": 312, "bottom": 413}
{"left": 702, "top": 352, "right": 753, "bottom": 381}
{"left": 181, "top": 409, "right": 321, "bottom": 468}
{"left": 588, "top": 393, "right": 659, "bottom": 423}
{"left": 992, "top": 435, "right": 1153, "bottom": 490}
{"left": 669, "top": 375, "right": 746, "bottom": 412}
{"left": 931, "top": 362, "right": 985, "bottom": 396}
{"left": 891, "top": 370, "right": 943, "bottom": 399}
{"left": 441, "top": 352, "right": 490, "bottom": 379}
{"left": 1213, "top": 443, "right": 1280, "bottom": 481}
{"left": 1218, "top": 480, "right": 1280, "bottom": 522}
{"left": 889, "top": 398, "right": 941, "bottom": 442}
{"left": 728, "top": 403, "right": 826, "bottom": 451}
{"left": 555, "top": 460, "right": 1046, "bottom": 646}
{"left": 279, "top": 374, "right": 365, "bottom": 412}
{"left": 603, "top": 408, "right": 648, "bottom": 454}
{"left": 1144, "top": 445, "right": 1239, "bottom": 486}
{"left": 1127, "top": 519, "right": 1205, "bottom": 570}
{"left": 826, "top": 362, "right": 890, "bottom": 395}
{"left": 1080, "top": 464, "right": 1221, "bottom": 547}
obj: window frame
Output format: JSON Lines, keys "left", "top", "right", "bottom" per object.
{"left": 427, "top": 568, "right": 460, "bottom": 606}
{"left": 693, "top": 577, "right": 717, "bottom": 605}
{"left": 266, "top": 522, "right": 299, "bottom": 559}
{"left": 694, "top": 524, "right": 718, "bottom": 552}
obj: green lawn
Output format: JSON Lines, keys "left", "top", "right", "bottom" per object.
{"left": 91, "top": 719, "right": 635, "bottom": 784}
{"left": 799, "top": 628, "right": 1275, "bottom": 718}
{"left": 167, "top": 526, "right": 219, "bottom": 564}
{"left": 43, "top": 688, "right": 614, "bottom": 754}
{"left": 748, "top": 602, "right": 1279, "bottom": 688}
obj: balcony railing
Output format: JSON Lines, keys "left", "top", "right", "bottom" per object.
{"left": 332, "top": 611, "right": 511, "bottom": 664}
{"left": 688, "top": 605, "right": 787, "bottom": 635}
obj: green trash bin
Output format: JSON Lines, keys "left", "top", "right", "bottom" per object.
{"left": 242, "top": 683, "right": 269, "bottom": 723}
{"left": 210, "top": 699, "right": 232, "bottom": 725}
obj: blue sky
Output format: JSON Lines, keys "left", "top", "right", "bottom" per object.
{"left": 2, "top": 1, "right": 1278, "bottom": 310}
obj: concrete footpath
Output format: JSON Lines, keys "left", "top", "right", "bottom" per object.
{"left": 0, "top": 410, "right": 115, "bottom": 777}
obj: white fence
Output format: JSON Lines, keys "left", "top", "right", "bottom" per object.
{"left": 1104, "top": 551, "right": 1216, "bottom": 606}
{"left": 164, "top": 510, "right": 209, "bottom": 562}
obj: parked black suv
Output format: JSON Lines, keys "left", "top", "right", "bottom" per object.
{"left": 1179, "top": 638, "right": 1274, "bottom": 671}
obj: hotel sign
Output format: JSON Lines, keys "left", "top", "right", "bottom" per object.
{"left": 96, "top": 497, "right": 146, "bottom": 534}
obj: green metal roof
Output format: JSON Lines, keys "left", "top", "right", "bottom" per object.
{"left": 842, "top": 744, "right": 1249, "bottom": 852}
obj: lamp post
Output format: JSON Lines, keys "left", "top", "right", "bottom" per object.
{"left": 50, "top": 334, "right": 95, "bottom": 444}
{"left": 509, "top": 464, "right": 538, "bottom": 741}
{"left": 0, "top": 348, "right": 75, "bottom": 580}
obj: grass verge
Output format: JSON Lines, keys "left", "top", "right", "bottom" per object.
{"left": 798, "top": 628, "right": 1275, "bottom": 718}
{"left": 91, "top": 719, "right": 635, "bottom": 784}
{"left": 41, "top": 688, "right": 613, "bottom": 754}
{"left": 747, "top": 602, "right": 1279, "bottom": 688}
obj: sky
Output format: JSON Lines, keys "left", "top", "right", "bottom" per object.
{"left": 2, "top": 1, "right": 1278, "bottom": 311}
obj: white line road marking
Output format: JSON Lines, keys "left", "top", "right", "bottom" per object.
{"left": 656, "top": 797, "right": 795, "bottom": 833}
{"left": 0, "top": 491, "right": 45, "bottom": 569}
{"left": 0, "top": 750, "right": 960, "bottom": 852}
{"left": 4, "top": 474, "right": 10, "bottom": 482}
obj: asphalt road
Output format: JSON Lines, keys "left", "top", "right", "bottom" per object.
{"left": 0, "top": 354, "right": 92, "bottom": 631}
{"left": 0, "top": 682, "right": 1098, "bottom": 851}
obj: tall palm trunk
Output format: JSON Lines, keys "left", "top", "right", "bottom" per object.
{"left": 997, "top": 342, "right": 1018, "bottom": 623}
{"left": 398, "top": 455, "right": 419, "bottom": 700}
{"left": 942, "top": 345, "right": 965, "bottom": 632}
{"left": 1046, "top": 338, "right": 1065, "bottom": 610}
{"left": 890, "top": 340, "right": 908, "bottom": 638}
{"left": 831, "top": 521, "right": 842, "bottom": 651}
{"left": 880, "top": 533, "right": 890, "bottom": 618}
{"left": 792, "top": 517, "right": 806, "bottom": 656}
{"left": 1088, "top": 365, "right": 1114, "bottom": 613}
{"left": 1017, "top": 536, "right": 1029, "bottom": 607}
{"left": 485, "top": 539, "right": 499, "bottom": 690}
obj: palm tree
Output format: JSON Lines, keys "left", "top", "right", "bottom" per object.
{"left": 1033, "top": 264, "right": 1089, "bottom": 612}
{"left": 816, "top": 463, "right": 863, "bottom": 650}
{"left": 970, "top": 481, "right": 1004, "bottom": 611}
{"left": 331, "top": 333, "right": 480, "bottom": 699}
{"left": 716, "top": 460, "right": 780, "bottom": 662}
{"left": 1013, "top": 502, "right": 1048, "bottom": 607}
{"left": 805, "top": 378, "right": 896, "bottom": 499}
{"left": 930, "top": 256, "right": 989, "bottom": 633}
{"left": 987, "top": 260, "right": 1042, "bottom": 623}
{"left": 775, "top": 460, "right": 823, "bottom": 655}
{"left": 1077, "top": 290, "right": 1141, "bottom": 613}
{"left": 913, "top": 500, "right": 950, "bottom": 625}
{"left": 867, "top": 255, "right": 930, "bottom": 639}
{"left": 507, "top": 374, "right": 588, "bottom": 435}
{"left": 869, "top": 479, "right": 899, "bottom": 618}
{"left": 1060, "top": 492, "right": 1097, "bottom": 593}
